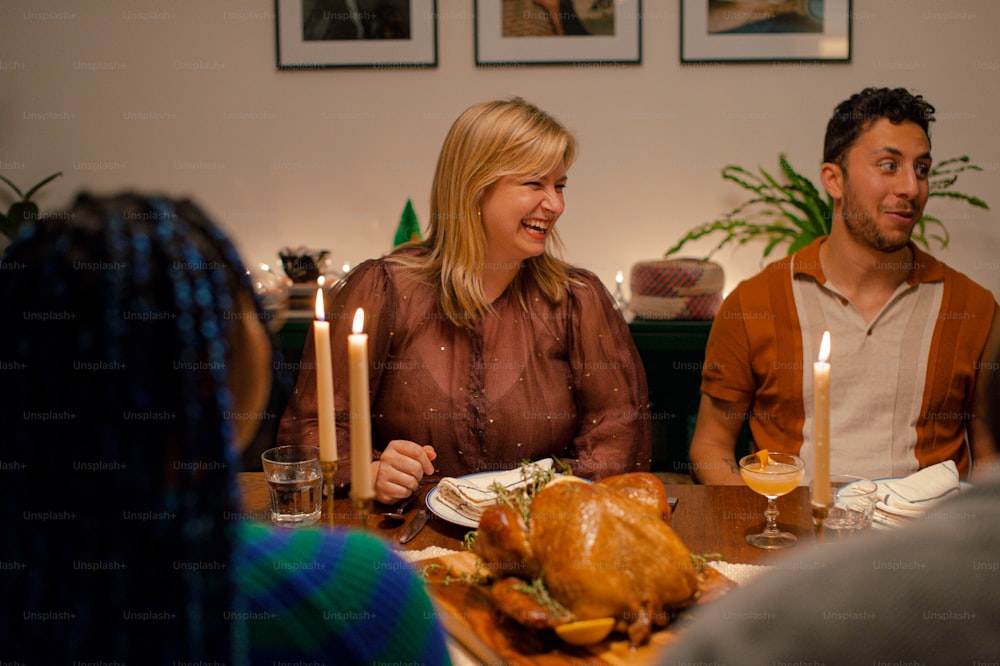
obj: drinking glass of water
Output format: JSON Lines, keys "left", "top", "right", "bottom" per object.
{"left": 816, "top": 474, "right": 878, "bottom": 540}
{"left": 261, "top": 445, "right": 322, "bottom": 527}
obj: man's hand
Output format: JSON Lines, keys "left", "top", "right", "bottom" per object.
{"left": 689, "top": 393, "right": 749, "bottom": 484}
{"left": 373, "top": 439, "right": 437, "bottom": 504}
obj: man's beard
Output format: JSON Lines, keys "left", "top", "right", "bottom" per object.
{"left": 840, "top": 183, "right": 915, "bottom": 254}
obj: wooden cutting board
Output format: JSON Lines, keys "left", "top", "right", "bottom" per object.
{"left": 420, "top": 551, "right": 733, "bottom": 665}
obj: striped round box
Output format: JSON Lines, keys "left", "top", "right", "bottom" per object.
{"left": 629, "top": 259, "right": 724, "bottom": 321}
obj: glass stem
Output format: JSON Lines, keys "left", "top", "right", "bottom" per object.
{"left": 763, "top": 497, "right": 780, "bottom": 535}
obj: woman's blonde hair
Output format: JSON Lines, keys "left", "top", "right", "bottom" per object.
{"left": 388, "top": 98, "right": 578, "bottom": 328}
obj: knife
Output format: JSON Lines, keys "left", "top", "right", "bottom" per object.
{"left": 399, "top": 508, "right": 431, "bottom": 544}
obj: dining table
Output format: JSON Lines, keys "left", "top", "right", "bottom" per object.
{"left": 239, "top": 471, "right": 814, "bottom": 664}
{"left": 238, "top": 471, "right": 814, "bottom": 565}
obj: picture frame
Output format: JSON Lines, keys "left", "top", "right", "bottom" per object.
{"left": 276, "top": 0, "right": 437, "bottom": 69}
{"left": 475, "top": 0, "right": 642, "bottom": 66}
{"left": 680, "top": 0, "right": 851, "bottom": 63}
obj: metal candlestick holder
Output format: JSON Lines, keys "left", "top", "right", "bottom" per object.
{"left": 811, "top": 503, "right": 829, "bottom": 543}
{"left": 321, "top": 460, "right": 338, "bottom": 528}
{"left": 351, "top": 494, "right": 373, "bottom": 531}
{"left": 614, "top": 270, "right": 628, "bottom": 312}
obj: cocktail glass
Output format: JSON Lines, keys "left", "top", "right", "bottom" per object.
{"left": 739, "top": 452, "right": 805, "bottom": 550}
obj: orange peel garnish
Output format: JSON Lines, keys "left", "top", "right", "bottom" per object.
{"left": 755, "top": 449, "right": 770, "bottom": 468}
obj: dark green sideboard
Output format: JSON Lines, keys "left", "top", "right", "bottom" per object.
{"left": 273, "top": 316, "right": 311, "bottom": 368}
{"left": 254, "top": 316, "right": 716, "bottom": 475}
{"left": 627, "top": 319, "right": 712, "bottom": 475}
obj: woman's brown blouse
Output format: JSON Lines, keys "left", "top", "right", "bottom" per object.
{"left": 278, "top": 258, "right": 651, "bottom": 490}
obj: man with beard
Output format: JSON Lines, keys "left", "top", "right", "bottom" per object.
{"left": 689, "top": 87, "right": 998, "bottom": 485}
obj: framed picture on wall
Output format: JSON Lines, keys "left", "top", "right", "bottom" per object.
{"left": 475, "top": 0, "right": 642, "bottom": 66}
{"left": 680, "top": 0, "right": 851, "bottom": 63}
{"left": 276, "top": 0, "right": 437, "bottom": 69}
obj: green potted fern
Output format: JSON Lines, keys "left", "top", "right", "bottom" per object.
{"left": 666, "top": 155, "right": 988, "bottom": 259}
{"left": 0, "top": 171, "right": 62, "bottom": 241}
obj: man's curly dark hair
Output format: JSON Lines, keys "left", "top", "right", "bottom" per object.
{"left": 823, "top": 87, "right": 936, "bottom": 169}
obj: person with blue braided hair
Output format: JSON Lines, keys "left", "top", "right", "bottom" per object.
{"left": 0, "top": 192, "right": 451, "bottom": 664}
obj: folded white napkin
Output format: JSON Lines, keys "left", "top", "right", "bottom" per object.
{"left": 708, "top": 561, "right": 770, "bottom": 586}
{"left": 875, "top": 461, "right": 961, "bottom": 518}
{"left": 434, "top": 458, "right": 554, "bottom": 523}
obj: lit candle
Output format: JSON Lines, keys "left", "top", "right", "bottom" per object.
{"left": 812, "top": 330, "right": 831, "bottom": 507}
{"left": 313, "top": 289, "right": 337, "bottom": 462}
{"left": 348, "top": 307, "right": 373, "bottom": 498}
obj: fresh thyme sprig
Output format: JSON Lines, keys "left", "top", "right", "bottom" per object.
{"left": 420, "top": 560, "right": 491, "bottom": 587}
{"left": 515, "top": 576, "right": 575, "bottom": 623}
{"left": 489, "top": 457, "right": 570, "bottom": 523}
{"left": 418, "top": 562, "right": 441, "bottom": 582}
{"left": 463, "top": 458, "right": 572, "bottom": 578}
{"left": 689, "top": 552, "right": 723, "bottom": 571}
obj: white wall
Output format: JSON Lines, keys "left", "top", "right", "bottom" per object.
{"left": 3, "top": 0, "right": 999, "bottom": 298}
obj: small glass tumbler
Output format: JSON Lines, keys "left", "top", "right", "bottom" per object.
{"left": 261, "top": 445, "right": 322, "bottom": 528}
{"left": 813, "top": 474, "right": 877, "bottom": 541}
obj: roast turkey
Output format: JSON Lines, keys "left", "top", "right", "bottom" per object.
{"left": 474, "top": 472, "right": 713, "bottom": 646}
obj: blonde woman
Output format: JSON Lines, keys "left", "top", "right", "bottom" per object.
{"left": 279, "top": 98, "right": 650, "bottom": 504}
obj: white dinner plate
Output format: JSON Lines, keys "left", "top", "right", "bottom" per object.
{"left": 425, "top": 472, "right": 496, "bottom": 529}
{"left": 426, "top": 470, "right": 584, "bottom": 529}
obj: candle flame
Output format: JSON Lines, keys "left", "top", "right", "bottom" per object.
{"left": 818, "top": 330, "right": 831, "bottom": 363}
{"left": 314, "top": 288, "right": 326, "bottom": 321}
{"left": 317, "top": 275, "right": 326, "bottom": 287}
{"left": 352, "top": 307, "right": 365, "bottom": 334}
{"left": 615, "top": 270, "right": 624, "bottom": 285}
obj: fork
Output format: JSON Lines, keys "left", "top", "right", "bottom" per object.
{"left": 382, "top": 493, "right": 417, "bottom": 523}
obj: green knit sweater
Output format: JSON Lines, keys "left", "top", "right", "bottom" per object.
{"left": 236, "top": 522, "right": 451, "bottom": 664}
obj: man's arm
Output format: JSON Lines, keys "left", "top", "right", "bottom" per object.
{"left": 689, "top": 393, "right": 750, "bottom": 484}
{"left": 970, "top": 308, "right": 1000, "bottom": 481}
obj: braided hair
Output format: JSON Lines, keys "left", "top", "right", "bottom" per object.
{"left": 0, "top": 192, "right": 267, "bottom": 663}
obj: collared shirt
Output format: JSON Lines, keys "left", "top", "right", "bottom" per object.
{"left": 702, "top": 237, "right": 996, "bottom": 480}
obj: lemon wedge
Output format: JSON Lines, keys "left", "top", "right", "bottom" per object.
{"left": 554, "top": 617, "right": 616, "bottom": 646}
{"left": 755, "top": 449, "right": 770, "bottom": 468}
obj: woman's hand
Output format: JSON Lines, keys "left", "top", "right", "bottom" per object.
{"left": 373, "top": 439, "right": 437, "bottom": 504}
